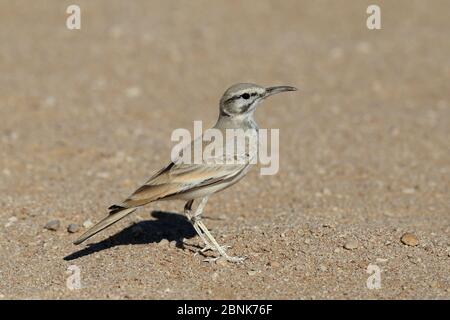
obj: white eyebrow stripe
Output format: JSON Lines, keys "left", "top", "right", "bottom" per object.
{"left": 234, "top": 88, "right": 264, "bottom": 96}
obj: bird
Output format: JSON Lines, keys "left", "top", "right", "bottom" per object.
{"left": 74, "top": 83, "right": 297, "bottom": 263}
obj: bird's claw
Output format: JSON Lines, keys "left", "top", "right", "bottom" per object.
{"left": 202, "top": 244, "right": 231, "bottom": 253}
{"left": 194, "top": 244, "right": 231, "bottom": 256}
{"left": 203, "top": 254, "right": 247, "bottom": 264}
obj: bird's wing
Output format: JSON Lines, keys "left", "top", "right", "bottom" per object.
{"left": 76, "top": 161, "right": 247, "bottom": 245}
{"left": 117, "top": 134, "right": 250, "bottom": 207}
{"left": 121, "top": 161, "right": 246, "bottom": 207}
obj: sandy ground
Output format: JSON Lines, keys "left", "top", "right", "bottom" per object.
{"left": 0, "top": 0, "right": 449, "bottom": 299}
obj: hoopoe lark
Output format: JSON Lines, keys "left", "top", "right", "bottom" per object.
{"left": 74, "top": 83, "right": 297, "bottom": 262}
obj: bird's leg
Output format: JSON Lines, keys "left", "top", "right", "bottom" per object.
{"left": 196, "top": 220, "right": 245, "bottom": 263}
{"left": 190, "top": 197, "right": 231, "bottom": 254}
{"left": 184, "top": 199, "right": 212, "bottom": 250}
{"left": 191, "top": 199, "right": 245, "bottom": 263}
{"left": 186, "top": 197, "right": 245, "bottom": 263}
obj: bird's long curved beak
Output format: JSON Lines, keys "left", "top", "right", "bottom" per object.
{"left": 264, "top": 85, "right": 298, "bottom": 98}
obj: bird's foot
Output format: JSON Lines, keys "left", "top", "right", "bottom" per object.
{"left": 202, "top": 244, "right": 231, "bottom": 253}
{"left": 203, "top": 253, "right": 247, "bottom": 264}
{"left": 194, "top": 244, "right": 231, "bottom": 256}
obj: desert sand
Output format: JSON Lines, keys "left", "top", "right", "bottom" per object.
{"left": 0, "top": 0, "right": 448, "bottom": 299}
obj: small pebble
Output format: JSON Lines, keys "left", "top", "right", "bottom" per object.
{"left": 158, "top": 239, "right": 169, "bottom": 246}
{"left": 125, "top": 87, "right": 141, "bottom": 98}
{"left": 401, "top": 233, "right": 419, "bottom": 246}
{"left": 318, "top": 264, "right": 328, "bottom": 272}
{"left": 343, "top": 240, "right": 359, "bottom": 250}
{"left": 5, "top": 216, "right": 18, "bottom": 227}
{"left": 67, "top": 224, "right": 80, "bottom": 233}
{"left": 83, "top": 219, "right": 93, "bottom": 229}
{"left": 402, "top": 188, "right": 416, "bottom": 194}
{"left": 247, "top": 270, "right": 258, "bottom": 276}
{"left": 169, "top": 240, "right": 177, "bottom": 248}
{"left": 267, "top": 260, "right": 281, "bottom": 268}
{"left": 44, "top": 220, "right": 60, "bottom": 231}
{"left": 43, "top": 96, "right": 56, "bottom": 107}
{"left": 96, "top": 172, "right": 110, "bottom": 179}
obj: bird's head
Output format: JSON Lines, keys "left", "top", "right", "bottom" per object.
{"left": 219, "top": 83, "right": 297, "bottom": 118}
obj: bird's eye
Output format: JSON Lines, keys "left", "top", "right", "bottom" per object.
{"left": 242, "top": 93, "right": 250, "bottom": 99}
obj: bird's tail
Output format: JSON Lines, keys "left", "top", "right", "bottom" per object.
{"left": 73, "top": 206, "right": 137, "bottom": 245}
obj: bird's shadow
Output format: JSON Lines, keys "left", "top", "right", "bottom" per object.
{"left": 64, "top": 211, "right": 196, "bottom": 261}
